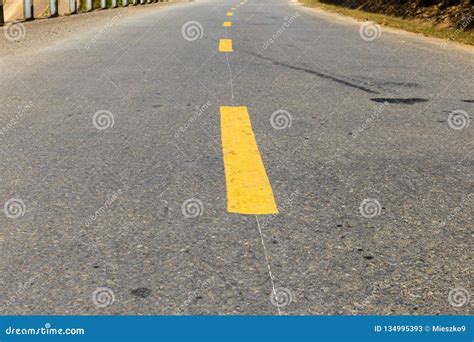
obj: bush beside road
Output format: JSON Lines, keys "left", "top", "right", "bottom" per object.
{"left": 301, "top": 0, "right": 474, "bottom": 45}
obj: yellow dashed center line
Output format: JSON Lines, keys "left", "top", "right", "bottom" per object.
{"left": 223, "top": 21, "right": 232, "bottom": 27}
{"left": 226, "top": 11, "right": 234, "bottom": 17}
{"left": 219, "top": 39, "right": 233, "bottom": 52}
{"left": 220, "top": 106, "right": 278, "bottom": 215}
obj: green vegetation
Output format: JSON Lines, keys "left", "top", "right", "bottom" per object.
{"left": 301, "top": 0, "right": 474, "bottom": 45}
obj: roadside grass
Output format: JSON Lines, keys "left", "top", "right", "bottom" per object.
{"left": 300, "top": 0, "right": 474, "bottom": 45}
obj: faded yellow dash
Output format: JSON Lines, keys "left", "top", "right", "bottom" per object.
{"left": 223, "top": 21, "right": 232, "bottom": 27}
{"left": 220, "top": 106, "right": 278, "bottom": 215}
{"left": 231, "top": 7, "right": 236, "bottom": 10}
{"left": 219, "top": 39, "right": 233, "bottom": 52}
{"left": 226, "top": 11, "right": 233, "bottom": 16}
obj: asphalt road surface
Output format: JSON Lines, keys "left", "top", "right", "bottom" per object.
{"left": 0, "top": 0, "right": 472, "bottom": 315}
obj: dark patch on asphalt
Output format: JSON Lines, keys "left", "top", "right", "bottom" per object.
{"left": 461, "top": 100, "right": 474, "bottom": 103}
{"left": 242, "top": 51, "right": 379, "bottom": 94}
{"left": 131, "top": 288, "right": 151, "bottom": 298}
{"left": 371, "top": 98, "right": 428, "bottom": 104}
{"left": 363, "top": 255, "right": 374, "bottom": 260}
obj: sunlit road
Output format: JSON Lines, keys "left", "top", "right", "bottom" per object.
{"left": 0, "top": 0, "right": 472, "bottom": 315}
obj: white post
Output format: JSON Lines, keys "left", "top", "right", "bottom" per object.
{"left": 100, "top": 0, "right": 106, "bottom": 8}
{"left": 23, "top": 0, "right": 34, "bottom": 20}
{"left": 49, "top": 0, "right": 58, "bottom": 16}
{"left": 86, "top": 0, "right": 93, "bottom": 11}
{"left": 69, "top": 0, "right": 77, "bottom": 13}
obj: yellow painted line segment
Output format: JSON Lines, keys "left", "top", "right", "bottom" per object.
{"left": 223, "top": 21, "right": 232, "bottom": 27}
{"left": 219, "top": 39, "right": 233, "bottom": 52}
{"left": 220, "top": 106, "right": 278, "bottom": 215}
{"left": 226, "top": 11, "right": 233, "bottom": 16}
